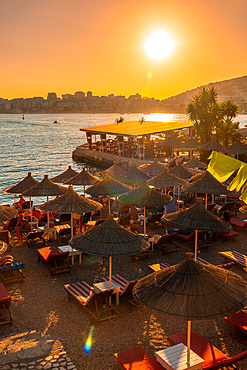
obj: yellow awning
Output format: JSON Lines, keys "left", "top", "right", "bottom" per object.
{"left": 80, "top": 120, "right": 192, "bottom": 137}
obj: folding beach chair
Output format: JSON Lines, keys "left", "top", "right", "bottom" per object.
{"left": 64, "top": 280, "right": 119, "bottom": 324}
{"left": 37, "top": 246, "right": 71, "bottom": 276}
{"left": 155, "top": 233, "right": 180, "bottom": 255}
{"left": 0, "top": 254, "right": 25, "bottom": 284}
{"left": 196, "top": 256, "right": 234, "bottom": 270}
{"left": 218, "top": 250, "right": 247, "bottom": 269}
{"left": 0, "top": 283, "right": 13, "bottom": 326}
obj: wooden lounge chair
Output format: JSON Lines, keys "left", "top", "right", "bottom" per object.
{"left": 168, "top": 329, "right": 247, "bottom": 369}
{"left": 101, "top": 274, "right": 142, "bottom": 311}
{"left": 37, "top": 246, "right": 71, "bottom": 276}
{"left": 230, "top": 218, "right": 247, "bottom": 229}
{"left": 114, "top": 345, "right": 164, "bottom": 370}
{"left": 0, "top": 283, "right": 13, "bottom": 326}
{"left": 147, "top": 213, "right": 163, "bottom": 230}
{"left": 64, "top": 280, "right": 119, "bottom": 324}
{"left": 0, "top": 230, "right": 11, "bottom": 249}
{"left": 155, "top": 233, "right": 180, "bottom": 255}
{"left": 176, "top": 230, "right": 209, "bottom": 250}
{"left": 196, "top": 257, "right": 234, "bottom": 270}
{"left": 224, "top": 310, "right": 247, "bottom": 337}
{"left": 218, "top": 250, "right": 247, "bottom": 269}
{"left": 148, "top": 262, "right": 170, "bottom": 273}
{"left": 0, "top": 254, "right": 25, "bottom": 284}
{"left": 219, "top": 230, "right": 239, "bottom": 242}
{"left": 22, "top": 229, "right": 46, "bottom": 247}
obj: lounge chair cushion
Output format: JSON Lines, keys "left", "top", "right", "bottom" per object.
{"left": 101, "top": 274, "right": 129, "bottom": 294}
{"left": 148, "top": 262, "right": 170, "bottom": 272}
{"left": 0, "top": 283, "right": 11, "bottom": 306}
{"left": 114, "top": 346, "right": 164, "bottom": 370}
{"left": 230, "top": 218, "right": 247, "bottom": 228}
{"left": 37, "top": 246, "right": 69, "bottom": 263}
{"left": 218, "top": 250, "right": 247, "bottom": 268}
{"left": 224, "top": 311, "right": 247, "bottom": 335}
{"left": 64, "top": 281, "right": 93, "bottom": 305}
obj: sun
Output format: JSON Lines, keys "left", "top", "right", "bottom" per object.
{"left": 145, "top": 30, "right": 175, "bottom": 60}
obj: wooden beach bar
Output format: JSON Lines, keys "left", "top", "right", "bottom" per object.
{"left": 73, "top": 119, "right": 193, "bottom": 169}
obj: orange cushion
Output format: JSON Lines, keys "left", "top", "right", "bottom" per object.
{"left": 225, "top": 311, "right": 247, "bottom": 332}
{"left": 114, "top": 346, "right": 164, "bottom": 370}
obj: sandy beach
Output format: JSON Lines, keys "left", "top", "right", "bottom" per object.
{"left": 1, "top": 218, "right": 247, "bottom": 370}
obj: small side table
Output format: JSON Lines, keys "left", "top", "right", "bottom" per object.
{"left": 58, "top": 245, "right": 82, "bottom": 265}
{"left": 156, "top": 343, "right": 204, "bottom": 370}
{"left": 38, "top": 227, "right": 57, "bottom": 240}
{"left": 93, "top": 281, "right": 120, "bottom": 305}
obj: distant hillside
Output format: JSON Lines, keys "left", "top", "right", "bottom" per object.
{"left": 160, "top": 75, "right": 247, "bottom": 114}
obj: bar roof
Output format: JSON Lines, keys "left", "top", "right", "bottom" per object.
{"left": 80, "top": 120, "right": 192, "bottom": 137}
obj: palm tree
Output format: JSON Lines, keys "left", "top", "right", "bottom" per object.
{"left": 216, "top": 100, "right": 239, "bottom": 146}
{"left": 115, "top": 116, "right": 124, "bottom": 124}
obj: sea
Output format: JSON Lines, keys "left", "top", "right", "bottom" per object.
{"left": 0, "top": 112, "right": 247, "bottom": 205}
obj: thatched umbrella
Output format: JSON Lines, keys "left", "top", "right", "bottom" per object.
{"left": 0, "top": 205, "right": 18, "bottom": 226}
{"left": 119, "top": 166, "right": 151, "bottom": 187}
{"left": 139, "top": 159, "right": 165, "bottom": 177}
{"left": 118, "top": 182, "right": 172, "bottom": 235}
{"left": 39, "top": 185, "right": 102, "bottom": 238}
{"left": 23, "top": 175, "right": 67, "bottom": 226}
{"left": 133, "top": 252, "right": 247, "bottom": 366}
{"left": 147, "top": 169, "right": 188, "bottom": 200}
{"left": 181, "top": 137, "right": 199, "bottom": 160}
{"left": 169, "top": 164, "right": 192, "bottom": 180}
{"left": 158, "top": 136, "right": 183, "bottom": 148}
{"left": 227, "top": 141, "right": 247, "bottom": 159}
{"left": 162, "top": 202, "right": 231, "bottom": 259}
{"left": 183, "top": 158, "right": 207, "bottom": 171}
{"left": 199, "top": 139, "right": 228, "bottom": 153}
{"left": 70, "top": 214, "right": 149, "bottom": 289}
{"left": 85, "top": 175, "right": 132, "bottom": 214}
{"left": 100, "top": 162, "right": 126, "bottom": 181}
{"left": 182, "top": 170, "right": 232, "bottom": 208}
{"left": 50, "top": 166, "right": 79, "bottom": 184}
{"left": 64, "top": 167, "right": 100, "bottom": 195}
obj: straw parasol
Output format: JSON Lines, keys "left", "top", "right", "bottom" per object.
{"left": 162, "top": 201, "right": 231, "bottom": 259}
{"left": 158, "top": 136, "right": 183, "bottom": 148}
{"left": 119, "top": 166, "right": 151, "bottom": 187}
{"left": 133, "top": 252, "right": 247, "bottom": 366}
{"left": 147, "top": 169, "right": 188, "bottom": 199}
{"left": 70, "top": 214, "right": 150, "bottom": 289}
{"left": 183, "top": 158, "right": 207, "bottom": 170}
{"left": 50, "top": 166, "right": 79, "bottom": 183}
{"left": 100, "top": 162, "right": 126, "bottom": 181}
{"left": 199, "top": 139, "right": 228, "bottom": 153}
{"left": 182, "top": 170, "right": 232, "bottom": 207}
{"left": 227, "top": 141, "right": 247, "bottom": 158}
{"left": 39, "top": 185, "right": 102, "bottom": 238}
{"left": 23, "top": 175, "right": 67, "bottom": 226}
{"left": 139, "top": 159, "right": 165, "bottom": 177}
{"left": 169, "top": 164, "right": 192, "bottom": 180}
{"left": 181, "top": 137, "right": 200, "bottom": 149}
{"left": 64, "top": 167, "right": 100, "bottom": 195}
{"left": 118, "top": 182, "right": 172, "bottom": 235}
{"left": 0, "top": 205, "right": 18, "bottom": 226}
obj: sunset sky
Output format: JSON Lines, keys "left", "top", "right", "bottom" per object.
{"left": 1, "top": 0, "right": 247, "bottom": 100}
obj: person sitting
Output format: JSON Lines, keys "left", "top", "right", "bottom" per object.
{"left": 15, "top": 214, "right": 31, "bottom": 240}
{"left": 13, "top": 195, "right": 27, "bottom": 212}
{"left": 164, "top": 190, "right": 178, "bottom": 214}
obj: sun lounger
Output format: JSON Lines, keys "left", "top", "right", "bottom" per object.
{"left": 155, "top": 233, "right": 180, "bottom": 255}
{"left": 0, "top": 283, "right": 13, "bottom": 326}
{"left": 147, "top": 213, "right": 163, "bottom": 229}
{"left": 0, "top": 254, "right": 25, "bottom": 284}
{"left": 148, "top": 262, "right": 170, "bottom": 273}
{"left": 64, "top": 280, "right": 119, "bottom": 324}
{"left": 22, "top": 229, "right": 45, "bottom": 247}
{"left": 0, "top": 230, "right": 11, "bottom": 248}
{"left": 218, "top": 250, "right": 247, "bottom": 269}
{"left": 196, "top": 257, "right": 234, "bottom": 270}
{"left": 168, "top": 329, "right": 247, "bottom": 369}
{"left": 101, "top": 274, "right": 141, "bottom": 311}
{"left": 230, "top": 218, "right": 247, "bottom": 228}
{"left": 37, "top": 246, "right": 71, "bottom": 276}
{"left": 114, "top": 345, "right": 164, "bottom": 370}
{"left": 219, "top": 230, "right": 239, "bottom": 242}
{"left": 224, "top": 310, "right": 247, "bottom": 337}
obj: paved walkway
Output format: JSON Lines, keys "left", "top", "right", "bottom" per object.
{"left": 0, "top": 331, "right": 77, "bottom": 370}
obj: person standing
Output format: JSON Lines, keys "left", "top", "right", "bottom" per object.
{"left": 164, "top": 190, "right": 178, "bottom": 214}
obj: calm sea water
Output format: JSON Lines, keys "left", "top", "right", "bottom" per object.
{"left": 0, "top": 113, "right": 246, "bottom": 205}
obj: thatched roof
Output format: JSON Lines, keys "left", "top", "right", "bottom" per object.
{"left": 227, "top": 141, "right": 247, "bottom": 155}
{"left": 119, "top": 167, "right": 151, "bottom": 186}
{"left": 70, "top": 215, "right": 149, "bottom": 257}
{"left": 147, "top": 169, "right": 188, "bottom": 190}
{"left": 182, "top": 171, "right": 231, "bottom": 195}
{"left": 50, "top": 166, "right": 79, "bottom": 183}
{"left": 39, "top": 186, "right": 102, "bottom": 214}
{"left": 190, "top": 170, "right": 207, "bottom": 182}
{"left": 169, "top": 164, "right": 192, "bottom": 179}
{"left": 6, "top": 172, "right": 39, "bottom": 194}
{"left": 158, "top": 136, "right": 183, "bottom": 147}
{"left": 118, "top": 182, "right": 172, "bottom": 207}
{"left": 162, "top": 202, "right": 231, "bottom": 232}
{"left": 22, "top": 175, "right": 67, "bottom": 197}
{"left": 85, "top": 175, "right": 132, "bottom": 197}
{"left": 199, "top": 139, "right": 228, "bottom": 153}
{"left": 133, "top": 252, "right": 247, "bottom": 320}
{"left": 64, "top": 167, "right": 100, "bottom": 186}
{"left": 181, "top": 137, "right": 200, "bottom": 149}
{"left": 139, "top": 159, "right": 165, "bottom": 177}
{"left": 0, "top": 205, "right": 18, "bottom": 226}
{"left": 183, "top": 158, "right": 207, "bottom": 170}
{"left": 101, "top": 162, "right": 126, "bottom": 180}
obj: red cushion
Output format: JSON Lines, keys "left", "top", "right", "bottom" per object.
{"left": 0, "top": 283, "right": 11, "bottom": 305}
{"left": 168, "top": 330, "right": 227, "bottom": 369}
{"left": 37, "top": 246, "right": 68, "bottom": 263}
{"left": 225, "top": 311, "right": 247, "bottom": 332}
{"left": 114, "top": 346, "right": 164, "bottom": 370}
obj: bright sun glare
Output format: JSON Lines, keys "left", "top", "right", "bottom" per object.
{"left": 145, "top": 30, "right": 174, "bottom": 60}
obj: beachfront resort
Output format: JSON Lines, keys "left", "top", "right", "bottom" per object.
{"left": 1, "top": 110, "right": 247, "bottom": 370}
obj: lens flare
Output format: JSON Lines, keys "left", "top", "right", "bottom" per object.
{"left": 84, "top": 325, "right": 95, "bottom": 354}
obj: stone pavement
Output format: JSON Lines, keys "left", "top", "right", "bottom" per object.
{"left": 0, "top": 331, "right": 78, "bottom": 370}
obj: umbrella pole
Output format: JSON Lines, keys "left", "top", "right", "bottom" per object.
{"left": 178, "top": 186, "right": 180, "bottom": 201}
{"left": 187, "top": 320, "right": 191, "bottom": 366}
{"left": 194, "top": 229, "right": 198, "bottom": 261}
{"left": 144, "top": 207, "right": 146, "bottom": 236}
{"left": 84, "top": 185, "right": 85, "bottom": 196}
{"left": 29, "top": 196, "right": 32, "bottom": 221}
{"left": 109, "top": 256, "right": 112, "bottom": 305}
{"left": 108, "top": 196, "right": 111, "bottom": 215}
{"left": 205, "top": 193, "right": 208, "bottom": 209}
{"left": 47, "top": 196, "right": 49, "bottom": 228}
{"left": 71, "top": 213, "right": 73, "bottom": 239}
